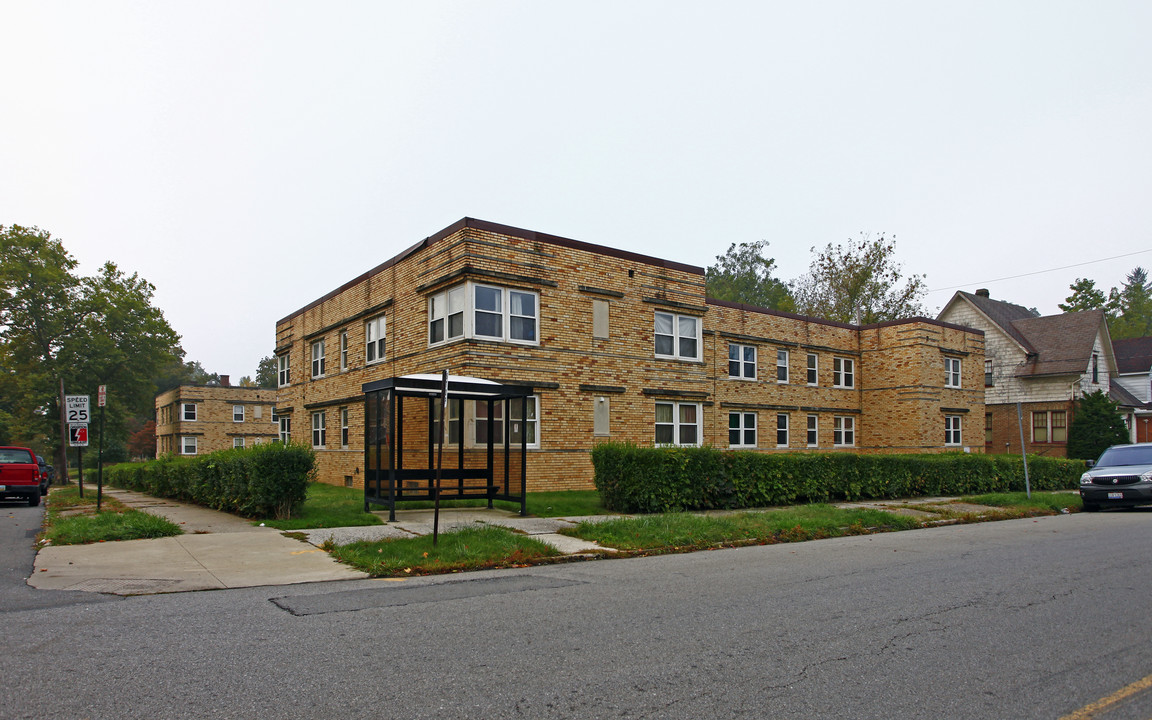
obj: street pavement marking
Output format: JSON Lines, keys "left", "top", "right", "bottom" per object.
{"left": 1060, "top": 673, "right": 1152, "bottom": 719}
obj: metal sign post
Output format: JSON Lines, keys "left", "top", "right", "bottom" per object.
{"left": 1016, "top": 401, "right": 1032, "bottom": 499}
{"left": 432, "top": 369, "right": 448, "bottom": 546}
{"left": 97, "top": 385, "right": 106, "bottom": 512}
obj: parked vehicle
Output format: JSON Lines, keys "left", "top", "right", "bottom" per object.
{"left": 0, "top": 446, "right": 45, "bottom": 506}
{"left": 1079, "top": 443, "right": 1152, "bottom": 512}
{"left": 35, "top": 455, "right": 51, "bottom": 495}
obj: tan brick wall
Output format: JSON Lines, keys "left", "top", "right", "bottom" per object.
{"left": 155, "top": 386, "right": 280, "bottom": 456}
{"left": 275, "top": 219, "right": 985, "bottom": 492}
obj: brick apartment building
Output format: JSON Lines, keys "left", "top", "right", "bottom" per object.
{"left": 155, "top": 379, "right": 280, "bottom": 456}
{"left": 273, "top": 218, "right": 984, "bottom": 492}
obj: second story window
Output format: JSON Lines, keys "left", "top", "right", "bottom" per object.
{"left": 985, "top": 359, "right": 993, "bottom": 387}
{"left": 365, "top": 315, "right": 386, "bottom": 364}
{"left": 654, "top": 312, "right": 700, "bottom": 361}
{"left": 277, "top": 353, "right": 290, "bottom": 387}
{"left": 806, "top": 353, "right": 818, "bottom": 385}
{"left": 1092, "top": 353, "right": 1099, "bottom": 383}
{"left": 428, "top": 283, "right": 538, "bottom": 346}
{"left": 728, "top": 344, "right": 756, "bottom": 380}
{"left": 945, "top": 357, "right": 962, "bottom": 388}
{"left": 339, "top": 331, "right": 349, "bottom": 371}
{"left": 776, "top": 349, "right": 789, "bottom": 383}
{"left": 233, "top": 405, "right": 244, "bottom": 423}
{"left": 833, "top": 357, "right": 855, "bottom": 388}
{"left": 182, "top": 403, "right": 197, "bottom": 421}
{"left": 311, "top": 340, "right": 326, "bottom": 378}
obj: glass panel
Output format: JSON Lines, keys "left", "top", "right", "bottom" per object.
{"left": 679, "top": 423, "right": 697, "bottom": 445}
{"left": 475, "top": 311, "right": 502, "bottom": 337}
{"left": 679, "top": 336, "right": 697, "bottom": 359}
{"left": 509, "top": 291, "right": 534, "bottom": 317}
{"left": 475, "top": 286, "right": 501, "bottom": 312}
{"left": 448, "top": 312, "right": 464, "bottom": 338}
{"left": 654, "top": 312, "right": 673, "bottom": 335}
{"left": 510, "top": 316, "right": 536, "bottom": 341}
{"left": 656, "top": 335, "right": 674, "bottom": 356}
{"left": 655, "top": 403, "right": 673, "bottom": 424}
{"left": 656, "top": 425, "right": 674, "bottom": 444}
{"left": 679, "top": 404, "right": 696, "bottom": 424}
{"left": 429, "top": 318, "right": 444, "bottom": 344}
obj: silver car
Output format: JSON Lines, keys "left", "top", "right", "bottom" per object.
{"left": 1079, "top": 443, "right": 1152, "bottom": 512}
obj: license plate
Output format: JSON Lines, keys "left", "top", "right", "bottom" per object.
{"left": 1108, "top": 492, "right": 1124, "bottom": 499}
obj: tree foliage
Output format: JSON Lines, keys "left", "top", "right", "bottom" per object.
{"left": 1066, "top": 390, "right": 1130, "bottom": 461}
{"left": 0, "top": 224, "right": 184, "bottom": 470}
{"left": 1107, "top": 267, "right": 1152, "bottom": 340}
{"left": 1059, "top": 278, "right": 1108, "bottom": 313}
{"left": 705, "top": 240, "right": 794, "bottom": 311}
{"left": 256, "top": 355, "right": 277, "bottom": 389}
{"left": 791, "top": 233, "right": 927, "bottom": 324}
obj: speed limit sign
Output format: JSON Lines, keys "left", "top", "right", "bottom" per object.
{"left": 65, "top": 395, "right": 90, "bottom": 424}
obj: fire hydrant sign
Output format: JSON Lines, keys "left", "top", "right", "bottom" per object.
{"left": 69, "top": 424, "right": 89, "bottom": 447}
{"left": 65, "top": 395, "right": 90, "bottom": 424}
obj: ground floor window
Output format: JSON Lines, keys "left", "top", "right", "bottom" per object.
{"left": 945, "top": 415, "right": 962, "bottom": 446}
{"left": 233, "top": 437, "right": 245, "bottom": 449}
{"left": 776, "top": 413, "right": 789, "bottom": 447}
{"left": 312, "top": 412, "right": 327, "bottom": 448}
{"left": 833, "top": 416, "right": 855, "bottom": 447}
{"left": 1032, "top": 410, "right": 1067, "bottom": 443}
{"left": 341, "top": 407, "right": 350, "bottom": 448}
{"left": 656, "top": 402, "right": 700, "bottom": 446}
{"left": 807, "top": 414, "right": 818, "bottom": 447}
{"left": 728, "top": 412, "right": 756, "bottom": 447}
{"left": 279, "top": 416, "right": 291, "bottom": 444}
{"left": 181, "top": 436, "right": 197, "bottom": 455}
{"left": 985, "top": 413, "right": 993, "bottom": 444}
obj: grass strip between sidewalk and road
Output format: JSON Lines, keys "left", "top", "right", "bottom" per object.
{"left": 325, "top": 525, "right": 561, "bottom": 576}
{"left": 41, "top": 485, "right": 183, "bottom": 546}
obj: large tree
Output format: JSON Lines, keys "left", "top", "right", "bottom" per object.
{"left": 1108, "top": 267, "right": 1152, "bottom": 340}
{"left": 705, "top": 240, "right": 794, "bottom": 311}
{"left": 1059, "top": 278, "right": 1109, "bottom": 313}
{"left": 256, "top": 355, "right": 277, "bottom": 389}
{"left": 790, "top": 233, "right": 927, "bottom": 324}
{"left": 0, "top": 225, "right": 183, "bottom": 477}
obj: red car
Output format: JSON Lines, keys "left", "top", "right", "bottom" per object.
{"left": 0, "top": 446, "right": 47, "bottom": 506}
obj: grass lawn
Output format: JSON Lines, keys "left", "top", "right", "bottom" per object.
{"left": 565, "top": 504, "right": 923, "bottom": 552}
{"left": 42, "top": 486, "right": 183, "bottom": 545}
{"left": 327, "top": 525, "right": 561, "bottom": 576}
{"left": 259, "top": 481, "right": 384, "bottom": 530}
{"left": 958, "top": 491, "right": 1082, "bottom": 513}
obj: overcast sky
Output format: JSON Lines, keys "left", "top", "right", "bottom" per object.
{"left": 4, "top": 1, "right": 1150, "bottom": 379}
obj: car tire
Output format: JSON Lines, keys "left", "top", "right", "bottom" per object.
{"left": 28, "top": 493, "right": 40, "bottom": 507}
{"left": 1082, "top": 502, "right": 1101, "bottom": 512}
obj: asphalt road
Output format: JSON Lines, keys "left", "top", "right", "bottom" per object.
{"left": 3, "top": 507, "right": 1151, "bottom": 719}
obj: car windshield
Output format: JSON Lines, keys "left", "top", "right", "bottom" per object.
{"left": 0, "top": 449, "right": 34, "bottom": 464}
{"left": 1095, "top": 445, "right": 1152, "bottom": 467}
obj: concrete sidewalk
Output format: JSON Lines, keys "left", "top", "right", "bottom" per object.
{"left": 30, "top": 488, "right": 369, "bottom": 595}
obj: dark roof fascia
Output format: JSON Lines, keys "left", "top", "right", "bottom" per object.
{"left": 707, "top": 298, "right": 983, "bottom": 335}
{"left": 279, "top": 218, "right": 705, "bottom": 324}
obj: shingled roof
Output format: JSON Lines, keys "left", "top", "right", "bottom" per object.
{"left": 1112, "top": 336, "right": 1152, "bottom": 374}
{"left": 1011, "top": 310, "right": 1108, "bottom": 377}
{"left": 951, "top": 290, "right": 1038, "bottom": 351}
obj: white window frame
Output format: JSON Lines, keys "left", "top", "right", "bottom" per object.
{"left": 182, "top": 403, "right": 197, "bottom": 421}
{"left": 233, "top": 405, "right": 244, "bottom": 423}
{"left": 728, "top": 411, "right": 757, "bottom": 448}
{"left": 945, "top": 415, "right": 962, "bottom": 446}
{"left": 339, "top": 330, "right": 349, "bottom": 371}
{"left": 365, "top": 315, "right": 386, "bottom": 364}
{"left": 833, "top": 357, "right": 855, "bottom": 389}
{"left": 834, "top": 416, "right": 856, "bottom": 447}
{"left": 945, "top": 357, "right": 962, "bottom": 388}
{"left": 655, "top": 401, "right": 701, "bottom": 447}
{"left": 806, "top": 353, "right": 818, "bottom": 386}
{"left": 469, "top": 397, "right": 540, "bottom": 449}
{"left": 428, "top": 282, "right": 539, "bottom": 347}
{"left": 807, "top": 414, "right": 818, "bottom": 447}
{"left": 728, "top": 343, "right": 756, "bottom": 380}
{"left": 776, "top": 413, "right": 789, "bottom": 447}
{"left": 311, "top": 340, "right": 326, "bottom": 379}
{"left": 277, "top": 354, "right": 290, "bottom": 387}
{"left": 279, "top": 416, "right": 291, "bottom": 444}
{"left": 312, "top": 411, "right": 326, "bottom": 448}
{"left": 181, "top": 435, "right": 197, "bottom": 455}
{"left": 776, "top": 349, "right": 789, "bottom": 383}
{"left": 654, "top": 311, "right": 701, "bottom": 361}
{"left": 233, "top": 437, "right": 245, "bottom": 449}
{"left": 340, "top": 407, "right": 350, "bottom": 448}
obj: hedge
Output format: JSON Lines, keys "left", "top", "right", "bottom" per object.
{"left": 591, "top": 442, "right": 1086, "bottom": 514}
{"left": 104, "top": 442, "right": 315, "bottom": 519}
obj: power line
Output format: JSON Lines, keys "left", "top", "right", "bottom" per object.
{"left": 928, "top": 248, "right": 1152, "bottom": 294}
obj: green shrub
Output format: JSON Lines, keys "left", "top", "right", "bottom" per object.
{"left": 591, "top": 442, "right": 1085, "bottom": 513}
{"left": 104, "top": 443, "right": 314, "bottom": 519}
